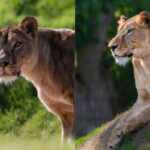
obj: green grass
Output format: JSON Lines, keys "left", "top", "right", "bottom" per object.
{"left": 76, "top": 124, "right": 109, "bottom": 146}
{"left": 0, "top": 134, "right": 75, "bottom": 150}
{"left": 0, "top": 106, "right": 75, "bottom": 150}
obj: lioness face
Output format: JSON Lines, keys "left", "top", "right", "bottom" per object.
{"left": 0, "top": 17, "right": 37, "bottom": 83}
{"left": 109, "top": 11, "right": 150, "bottom": 66}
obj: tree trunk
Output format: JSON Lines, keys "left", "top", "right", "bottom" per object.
{"left": 74, "top": 5, "right": 117, "bottom": 137}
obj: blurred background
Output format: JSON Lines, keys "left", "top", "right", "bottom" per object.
{"left": 0, "top": 0, "right": 74, "bottom": 150}
{"left": 76, "top": 0, "right": 150, "bottom": 137}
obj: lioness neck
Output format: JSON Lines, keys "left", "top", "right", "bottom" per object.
{"left": 21, "top": 31, "right": 52, "bottom": 87}
{"left": 21, "top": 29, "right": 73, "bottom": 101}
{"left": 132, "top": 56, "right": 150, "bottom": 102}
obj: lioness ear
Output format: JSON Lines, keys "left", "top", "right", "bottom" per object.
{"left": 118, "top": 15, "right": 127, "bottom": 26}
{"left": 136, "top": 11, "right": 150, "bottom": 27}
{"left": 20, "top": 17, "right": 38, "bottom": 38}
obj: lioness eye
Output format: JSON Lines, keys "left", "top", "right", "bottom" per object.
{"left": 15, "top": 41, "right": 22, "bottom": 48}
{"left": 127, "top": 28, "right": 134, "bottom": 34}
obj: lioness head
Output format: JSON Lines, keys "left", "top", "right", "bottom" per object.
{"left": 0, "top": 17, "right": 38, "bottom": 83}
{"left": 109, "top": 11, "right": 150, "bottom": 66}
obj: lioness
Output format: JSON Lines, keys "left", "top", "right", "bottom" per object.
{"left": 0, "top": 17, "right": 75, "bottom": 140}
{"left": 108, "top": 11, "right": 150, "bottom": 149}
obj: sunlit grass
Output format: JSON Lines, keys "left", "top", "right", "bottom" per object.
{"left": 0, "top": 134, "right": 75, "bottom": 150}
{"left": 76, "top": 123, "right": 109, "bottom": 146}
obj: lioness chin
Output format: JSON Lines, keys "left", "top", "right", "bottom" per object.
{"left": 107, "top": 11, "right": 150, "bottom": 150}
{"left": 0, "top": 17, "right": 75, "bottom": 141}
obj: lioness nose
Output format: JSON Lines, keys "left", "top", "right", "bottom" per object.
{"left": 110, "top": 44, "right": 118, "bottom": 51}
{"left": 0, "top": 58, "right": 9, "bottom": 66}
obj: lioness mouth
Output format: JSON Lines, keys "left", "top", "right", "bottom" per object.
{"left": 114, "top": 52, "right": 133, "bottom": 58}
{"left": 111, "top": 51, "right": 131, "bottom": 66}
{"left": 0, "top": 66, "right": 20, "bottom": 77}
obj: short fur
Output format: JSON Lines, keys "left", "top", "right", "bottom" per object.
{"left": 0, "top": 17, "right": 75, "bottom": 140}
{"left": 107, "top": 11, "right": 150, "bottom": 149}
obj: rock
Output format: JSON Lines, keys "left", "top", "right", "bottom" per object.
{"left": 77, "top": 122, "right": 150, "bottom": 150}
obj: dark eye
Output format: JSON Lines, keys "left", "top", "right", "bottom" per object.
{"left": 127, "top": 28, "right": 134, "bottom": 34}
{"left": 15, "top": 41, "right": 23, "bottom": 48}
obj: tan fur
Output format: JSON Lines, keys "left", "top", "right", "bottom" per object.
{"left": 0, "top": 17, "right": 75, "bottom": 140}
{"left": 107, "top": 11, "right": 150, "bottom": 149}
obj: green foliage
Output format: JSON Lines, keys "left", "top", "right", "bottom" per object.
{"left": 144, "top": 130, "right": 150, "bottom": 141}
{"left": 0, "top": 0, "right": 74, "bottom": 28}
{"left": 118, "top": 136, "right": 136, "bottom": 150}
{"left": 20, "top": 107, "right": 60, "bottom": 138}
{"left": 0, "top": 78, "right": 39, "bottom": 135}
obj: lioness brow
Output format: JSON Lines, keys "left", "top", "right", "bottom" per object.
{"left": 12, "top": 29, "right": 30, "bottom": 40}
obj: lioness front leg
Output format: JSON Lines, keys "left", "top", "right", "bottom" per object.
{"left": 107, "top": 102, "right": 150, "bottom": 150}
{"left": 61, "top": 111, "right": 74, "bottom": 142}
{"left": 51, "top": 102, "right": 74, "bottom": 142}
